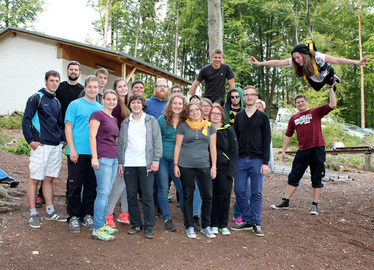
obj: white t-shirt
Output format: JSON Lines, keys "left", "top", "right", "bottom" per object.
{"left": 289, "top": 52, "right": 327, "bottom": 82}
{"left": 124, "top": 113, "right": 146, "bottom": 167}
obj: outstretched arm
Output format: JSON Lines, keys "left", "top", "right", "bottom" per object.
{"left": 325, "top": 55, "right": 369, "bottom": 65}
{"left": 249, "top": 55, "right": 290, "bottom": 67}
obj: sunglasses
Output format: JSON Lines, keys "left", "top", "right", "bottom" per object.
{"left": 231, "top": 95, "right": 240, "bottom": 99}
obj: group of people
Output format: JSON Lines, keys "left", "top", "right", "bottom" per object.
{"left": 21, "top": 44, "right": 365, "bottom": 241}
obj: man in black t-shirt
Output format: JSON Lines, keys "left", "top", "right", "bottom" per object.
{"left": 188, "top": 49, "right": 235, "bottom": 106}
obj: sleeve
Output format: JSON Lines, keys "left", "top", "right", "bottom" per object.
{"left": 317, "top": 103, "right": 333, "bottom": 118}
{"left": 117, "top": 121, "right": 126, "bottom": 166}
{"left": 176, "top": 123, "right": 185, "bottom": 135}
{"left": 22, "top": 94, "right": 39, "bottom": 144}
{"left": 262, "top": 115, "right": 271, "bottom": 165}
{"left": 284, "top": 116, "right": 295, "bottom": 138}
{"left": 89, "top": 110, "right": 102, "bottom": 122}
{"left": 226, "top": 65, "right": 235, "bottom": 80}
{"left": 314, "top": 52, "right": 326, "bottom": 67}
{"left": 57, "top": 107, "right": 66, "bottom": 142}
{"left": 157, "top": 115, "right": 166, "bottom": 135}
{"left": 227, "top": 127, "right": 238, "bottom": 177}
{"left": 233, "top": 113, "right": 240, "bottom": 140}
{"left": 210, "top": 124, "right": 217, "bottom": 135}
{"left": 196, "top": 66, "right": 205, "bottom": 82}
{"left": 65, "top": 101, "right": 77, "bottom": 126}
{"left": 152, "top": 118, "right": 163, "bottom": 164}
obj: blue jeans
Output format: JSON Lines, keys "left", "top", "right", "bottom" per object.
{"left": 93, "top": 158, "right": 118, "bottom": 230}
{"left": 156, "top": 157, "right": 184, "bottom": 220}
{"left": 193, "top": 182, "right": 202, "bottom": 217}
{"left": 234, "top": 157, "right": 264, "bottom": 225}
{"left": 233, "top": 175, "right": 265, "bottom": 219}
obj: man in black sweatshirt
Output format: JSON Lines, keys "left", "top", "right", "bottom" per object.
{"left": 231, "top": 85, "right": 271, "bottom": 237}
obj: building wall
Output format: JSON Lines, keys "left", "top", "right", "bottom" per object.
{"left": 0, "top": 33, "right": 117, "bottom": 115}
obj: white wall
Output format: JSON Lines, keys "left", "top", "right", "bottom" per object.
{"left": 0, "top": 34, "right": 118, "bottom": 115}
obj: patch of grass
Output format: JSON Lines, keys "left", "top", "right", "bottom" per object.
{"left": 2, "top": 138, "right": 30, "bottom": 156}
{"left": 0, "top": 114, "right": 23, "bottom": 129}
{"left": 327, "top": 154, "right": 364, "bottom": 168}
{"left": 0, "top": 131, "right": 9, "bottom": 146}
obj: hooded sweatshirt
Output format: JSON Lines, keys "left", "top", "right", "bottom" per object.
{"left": 145, "top": 95, "right": 169, "bottom": 120}
{"left": 223, "top": 87, "right": 244, "bottom": 125}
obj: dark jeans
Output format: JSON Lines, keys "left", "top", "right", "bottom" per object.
{"left": 67, "top": 155, "right": 97, "bottom": 221}
{"left": 124, "top": 167, "right": 155, "bottom": 230}
{"left": 179, "top": 167, "right": 212, "bottom": 228}
{"left": 211, "top": 171, "right": 233, "bottom": 228}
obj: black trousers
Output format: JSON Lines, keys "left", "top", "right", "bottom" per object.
{"left": 179, "top": 167, "right": 212, "bottom": 228}
{"left": 210, "top": 171, "right": 233, "bottom": 228}
{"left": 67, "top": 155, "right": 97, "bottom": 221}
{"left": 307, "top": 65, "right": 335, "bottom": 91}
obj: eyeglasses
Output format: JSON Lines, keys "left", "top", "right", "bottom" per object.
{"left": 201, "top": 105, "right": 212, "bottom": 108}
{"left": 156, "top": 85, "right": 168, "bottom": 89}
{"left": 231, "top": 95, "right": 240, "bottom": 99}
{"left": 171, "top": 89, "right": 182, "bottom": 94}
{"left": 190, "top": 108, "right": 200, "bottom": 113}
{"left": 211, "top": 112, "right": 222, "bottom": 116}
{"left": 243, "top": 93, "right": 258, "bottom": 98}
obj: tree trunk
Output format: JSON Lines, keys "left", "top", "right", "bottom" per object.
{"left": 207, "top": 0, "right": 223, "bottom": 58}
{"left": 103, "top": 0, "right": 111, "bottom": 47}
{"left": 174, "top": 8, "right": 179, "bottom": 75}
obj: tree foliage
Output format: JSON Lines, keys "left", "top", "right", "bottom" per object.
{"left": 0, "top": 0, "right": 44, "bottom": 29}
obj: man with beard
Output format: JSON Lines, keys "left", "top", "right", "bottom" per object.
{"left": 145, "top": 78, "right": 169, "bottom": 119}
{"left": 36, "top": 61, "right": 84, "bottom": 208}
{"left": 223, "top": 87, "right": 244, "bottom": 126}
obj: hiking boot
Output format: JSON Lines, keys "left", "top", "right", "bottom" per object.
{"left": 36, "top": 197, "right": 45, "bottom": 207}
{"left": 117, "top": 212, "right": 130, "bottom": 225}
{"left": 145, "top": 228, "right": 154, "bottom": 239}
{"left": 45, "top": 211, "right": 67, "bottom": 222}
{"left": 92, "top": 229, "right": 116, "bottom": 241}
{"left": 69, "top": 216, "right": 81, "bottom": 233}
{"left": 271, "top": 198, "right": 289, "bottom": 210}
{"left": 219, "top": 227, "right": 231, "bottom": 236}
{"left": 253, "top": 223, "right": 264, "bottom": 237}
{"left": 128, "top": 226, "right": 142, "bottom": 235}
{"left": 82, "top": 215, "right": 94, "bottom": 230}
{"left": 29, "top": 214, "right": 41, "bottom": 229}
{"left": 233, "top": 217, "right": 242, "bottom": 225}
{"left": 186, "top": 226, "right": 196, "bottom": 239}
{"left": 211, "top": 227, "right": 219, "bottom": 235}
{"left": 310, "top": 204, "right": 319, "bottom": 215}
{"left": 231, "top": 221, "right": 253, "bottom": 231}
{"left": 101, "top": 224, "right": 118, "bottom": 234}
{"left": 193, "top": 215, "right": 201, "bottom": 232}
{"left": 165, "top": 219, "right": 176, "bottom": 232}
{"left": 201, "top": 227, "right": 216, "bottom": 238}
{"left": 106, "top": 214, "right": 116, "bottom": 227}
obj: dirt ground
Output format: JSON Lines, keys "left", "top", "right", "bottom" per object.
{"left": 0, "top": 145, "right": 373, "bottom": 269}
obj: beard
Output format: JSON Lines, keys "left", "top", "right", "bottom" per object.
{"left": 155, "top": 90, "right": 169, "bottom": 100}
{"left": 68, "top": 74, "right": 79, "bottom": 81}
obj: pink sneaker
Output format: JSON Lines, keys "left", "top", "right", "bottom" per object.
{"left": 117, "top": 212, "right": 130, "bottom": 224}
{"left": 234, "top": 217, "right": 242, "bottom": 225}
{"left": 106, "top": 213, "right": 116, "bottom": 227}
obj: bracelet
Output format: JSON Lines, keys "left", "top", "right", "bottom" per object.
{"left": 212, "top": 166, "right": 217, "bottom": 170}
{"left": 174, "top": 164, "right": 178, "bottom": 167}
{"left": 257, "top": 61, "right": 261, "bottom": 66}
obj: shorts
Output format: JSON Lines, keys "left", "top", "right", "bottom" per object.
{"left": 288, "top": 146, "right": 325, "bottom": 188}
{"left": 29, "top": 144, "right": 63, "bottom": 180}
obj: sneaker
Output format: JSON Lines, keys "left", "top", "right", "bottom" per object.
{"left": 106, "top": 213, "right": 116, "bottom": 227}
{"left": 82, "top": 215, "right": 94, "bottom": 230}
{"left": 193, "top": 215, "right": 201, "bottom": 232}
{"left": 201, "top": 227, "right": 216, "bottom": 238}
{"left": 233, "top": 217, "right": 242, "bottom": 225}
{"left": 36, "top": 197, "right": 45, "bottom": 207}
{"left": 145, "top": 228, "right": 154, "bottom": 239}
{"left": 101, "top": 224, "right": 118, "bottom": 234}
{"left": 253, "top": 223, "right": 264, "bottom": 237}
{"left": 231, "top": 221, "right": 253, "bottom": 231}
{"left": 45, "top": 211, "right": 68, "bottom": 222}
{"left": 186, "top": 226, "right": 196, "bottom": 239}
{"left": 29, "top": 214, "right": 41, "bottom": 229}
{"left": 271, "top": 198, "right": 289, "bottom": 210}
{"left": 334, "top": 75, "right": 341, "bottom": 84}
{"left": 219, "top": 227, "right": 231, "bottom": 236}
{"left": 117, "top": 212, "right": 130, "bottom": 225}
{"left": 128, "top": 226, "right": 142, "bottom": 235}
{"left": 165, "top": 219, "right": 177, "bottom": 232}
{"left": 310, "top": 204, "right": 319, "bottom": 215}
{"left": 69, "top": 216, "right": 81, "bottom": 233}
{"left": 211, "top": 227, "right": 219, "bottom": 235}
{"left": 92, "top": 229, "right": 115, "bottom": 241}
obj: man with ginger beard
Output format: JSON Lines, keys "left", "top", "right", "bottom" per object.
{"left": 145, "top": 78, "right": 169, "bottom": 119}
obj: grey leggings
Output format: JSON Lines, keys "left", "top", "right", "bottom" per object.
{"left": 106, "top": 173, "right": 128, "bottom": 214}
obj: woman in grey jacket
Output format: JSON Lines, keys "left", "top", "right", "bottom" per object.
{"left": 117, "top": 94, "right": 162, "bottom": 239}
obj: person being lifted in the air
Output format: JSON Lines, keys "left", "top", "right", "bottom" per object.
{"left": 250, "top": 44, "right": 369, "bottom": 92}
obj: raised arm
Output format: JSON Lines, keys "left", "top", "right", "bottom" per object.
{"left": 328, "top": 86, "right": 337, "bottom": 109}
{"left": 325, "top": 55, "right": 369, "bottom": 65}
{"left": 188, "top": 79, "right": 201, "bottom": 96}
{"left": 249, "top": 55, "right": 290, "bottom": 67}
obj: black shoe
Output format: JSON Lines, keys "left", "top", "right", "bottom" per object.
{"left": 145, "top": 228, "right": 154, "bottom": 239}
{"left": 231, "top": 221, "right": 253, "bottom": 231}
{"left": 253, "top": 223, "right": 264, "bottom": 237}
{"left": 165, "top": 219, "right": 177, "bottom": 232}
{"left": 271, "top": 198, "right": 289, "bottom": 209}
{"left": 193, "top": 215, "right": 201, "bottom": 232}
{"left": 128, "top": 226, "right": 142, "bottom": 235}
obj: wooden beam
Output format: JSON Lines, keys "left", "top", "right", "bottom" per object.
{"left": 126, "top": 67, "right": 137, "bottom": 82}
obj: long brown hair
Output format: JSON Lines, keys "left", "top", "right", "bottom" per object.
{"left": 163, "top": 94, "right": 187, "bottom": 127}
{"left": 113, "top": 77, "right": 130, "bottom": 119}
{"left": 292, "top": 51, "right": 316, "bottom": 78}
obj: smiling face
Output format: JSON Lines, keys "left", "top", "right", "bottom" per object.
{"left": 292, "top": 52, "right": 304, "bottom": 66}
{"left": 201, "top": 101, "right": 212, "bottom": 116}
{"left": 67, "top": 64, "right": 81, "bottom": 81}
{"left": 84, "top": 80, "right": 99, "bottom": 100}
{"left": 155, "top": 80, "right": 169, "bottom": 100}
{"left": 45, "top": 75, "right": 60, "bottom": 94}
{"left": 243, "top": 88, "right": 258, "bottom": 107}
{"left": 210, "top": 107, "right": 223, "bottom": 124}
{"left": 131, "top": 83, "right": 144, "bottom": 95}
{"left": 129, "top": 99, "right": 143, "bottom": 114}
{"left": 189, "top": 104, "right": 202, "bottom": 122}
{"left": 115, "top": 80, "right": 128, "bottom": 98}
{"left": 295, "top": 97, "right": 308, "bottom": 112}
{"left": 256, "top": 102, "right": 264, "bottom": 112}
{"left": 211, "top": 53, "right": 223, "bottom": 68}
{"left": 103, "top": 92, "right": 118, "bottom": 111}
{"left": 171, "top": 97, "right": 184, "bottom": 115}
